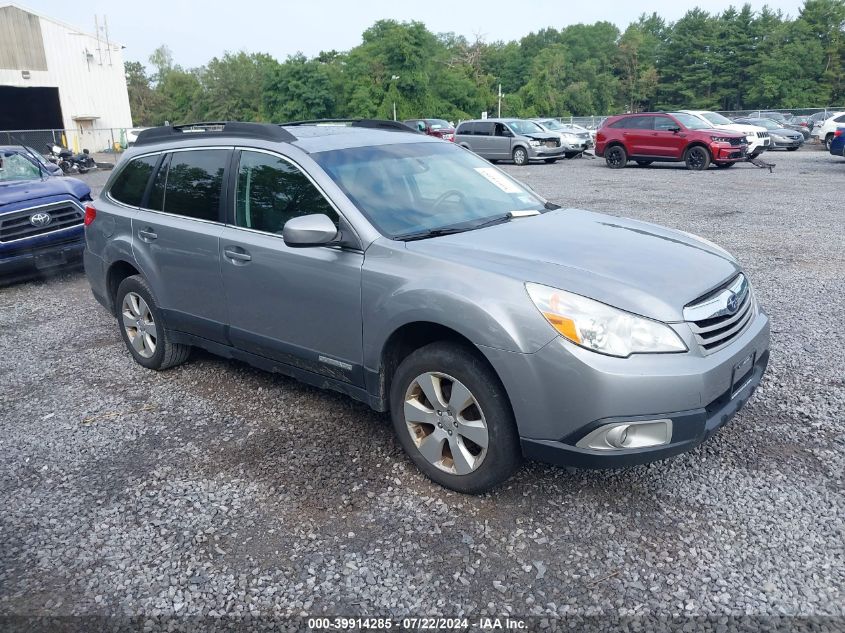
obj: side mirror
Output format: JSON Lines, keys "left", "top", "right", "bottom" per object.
{"left": 669, "top": 126, "right": 681, "bottom": 133}
{"left": 417, "top": 122, "right": 426, "bottom": 132}
{"left": 501, "top": 128, "right": 513, "bottom": 137}
{"left": 282, "top": 214, "right": 339, "bottom": 248}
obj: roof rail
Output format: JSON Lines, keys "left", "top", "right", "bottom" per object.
{"left": 134, "top": 121, "right": 296, "bottom": 147}
{"left": 280, "top": 119, "right": 419, "bottom": 133}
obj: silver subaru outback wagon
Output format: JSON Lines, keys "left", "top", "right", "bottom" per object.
{"left": 84, "top": 120, "right": 770, "bottom": 493}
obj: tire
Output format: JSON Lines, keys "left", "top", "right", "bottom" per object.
{"left": 389, "top": 342, "right": 521, "bottom": 494}
{"left": 635, "top": 160, "right": 653, "bottom": 166}
{"left": 544, "top": 158, "right": 558, "bottom": 164}
{"left": 715, "top": 162, "right": 735, "bottom": 168}
{"left": 605, "top": 145, "right": 627, "bottom": 169}
{"left": 512, "top": 147, "right": 528, "bottom": 166}
{"left": 825, "top": 134, "right": 834, "bottom": 151}
{"left": 115, "top": 275, "right": 191, "bottom": 371}
{"left": 684, "top": 145, "right": 711, "bottom": 171}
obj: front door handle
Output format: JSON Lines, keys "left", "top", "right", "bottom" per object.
{"left": 138, "top": 227, "right": 157, "bottom": 242}
{"left": 224, "top": 247, "right": 252, "bottom": 263}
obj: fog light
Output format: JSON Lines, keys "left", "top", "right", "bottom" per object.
{"left": 576, "top": 419, "right": 672, "bottom": 451}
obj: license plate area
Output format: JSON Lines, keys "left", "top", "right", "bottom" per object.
{"left": 34, "top": 251, "right": 66, "bottom": 269}
{"left": 731, "top": 352, "right": 755, "bottom": 398}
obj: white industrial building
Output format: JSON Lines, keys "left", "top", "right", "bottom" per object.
{"left": 0, "top": 3, "right": 132, "bottom": 151}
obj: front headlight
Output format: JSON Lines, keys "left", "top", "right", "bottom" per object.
{"left": 710, "top": 135, "right": 735, "bottom": 143}
{"left": 526, "top": 283, "right": 687, "bottom": 358}
{"left": 528, "top": 140, "right": 541, "bottom": 147}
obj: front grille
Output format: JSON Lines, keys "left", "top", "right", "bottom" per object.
{"left": 757, "top": 131, "right": 770, "bottom": 138}
{"left": 728, "top": 137, "right": 745, "bottom": 146}
{"left": 685, "top": 275, "right": 755, "bottom": 354}
{"left": 0, "top": 202, "right": 84, "bottom": 243}
{"left": 545, "top": 139, "right": 560, "bottom": 148}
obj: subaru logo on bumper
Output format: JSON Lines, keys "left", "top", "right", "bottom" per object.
{"left": 30, "top": 212, "right": 52, "bottom": 227}
{"left": 726, "top": 292, "right": 739, "bottom": 314}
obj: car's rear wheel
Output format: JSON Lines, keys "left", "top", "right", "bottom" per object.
{"left": 635, "top": 160, "right": 653, "bottom": 166}
{"left": 825, "top": 134, "right": 834, "bottom": 151}
{"left": 684, "top": 146, "right": 711, "bottom": 170}
{"left": 390, "top": 342, "right": 521, "bottom": 494}
{"left": 512, "top": 147, "right": 528, "bottom": 166}
{"left": 605, "top": 145, "right": 627, "bottom": 168}
{"left": 116, "top": 275, "right": 191, "bottom": 370}
{"left": 715, "top": 161, "right": 736, "bottom": 168}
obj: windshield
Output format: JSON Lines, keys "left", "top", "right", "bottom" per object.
{"left": 536, "top": 119, "right": 565, "bottom": 130}
{"left": 427, "top": 119, "right": 452, "bottom": 130}
{"left": 701, "top": 112, "right": 733, "bottom": 125}
{"left": 507, "top": 120, "right": 543, "bottom": 135}
{"left": 747, "top": 118, "right": 779, "bottom": 130}
{"left": 669, "top": 112, "right": 712, "bottom": 130}
{"left": 313, "top": 142, "right": 547, "bottom": 238}
{"left": 0, "top": 152, "right": 41, "bottom": 182}
{"left": 762, "top": 112, "right": 786, "bottom": 122}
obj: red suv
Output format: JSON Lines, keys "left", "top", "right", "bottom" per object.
{"left": 596, "top": 112, "right": 748, "bottom": 170}
{"left": 403, "top": 119, "right": 455, "bottom": 141}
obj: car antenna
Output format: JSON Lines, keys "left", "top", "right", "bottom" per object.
{"left": 9, "top": 134, "right": 48, "bottom": 181}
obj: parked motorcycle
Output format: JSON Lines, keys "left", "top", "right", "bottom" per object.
{"left": 46, "top": 144, "right": 97, "bottom": 174}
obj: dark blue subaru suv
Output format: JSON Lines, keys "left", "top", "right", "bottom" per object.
{"left": 0, "top": 146, "right": 92, "bottom": 282}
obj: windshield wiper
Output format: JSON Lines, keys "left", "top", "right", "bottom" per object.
{"left": 394, "top": 226, "right": 474, "bottom": 241}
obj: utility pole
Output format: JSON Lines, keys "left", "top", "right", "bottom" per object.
{"left": 391, "top": 75, "right": 400, "bottom": 121}
{"left": 498, "top": 83, "right": 502, "bottom": 118}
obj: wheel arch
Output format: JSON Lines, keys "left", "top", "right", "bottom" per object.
{"left": 373, "top": 321, "right": 509, "bottom": 414}
{"left": 106, "top": 259, "right": 142, "bottom": 315}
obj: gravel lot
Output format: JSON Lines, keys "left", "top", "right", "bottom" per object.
{"left": 1, "top": 148, "right": 843, "bottom": 629}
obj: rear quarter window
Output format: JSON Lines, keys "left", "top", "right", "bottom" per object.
{"left": 109, "top": 155, "right": 158, "bottom": 206}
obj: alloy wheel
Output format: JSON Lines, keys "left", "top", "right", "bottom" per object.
{"left": 513, "top": 148, "right": 527, "bottom": 165}
{"left": 121, "top": 292, "right": 157, "bottom": 359}
{"left": 607, "top": 147, "right": 625, "bottom": 167}
{"left": 688, "top": 147, "right": 707, "bottom": 169}
{"left": 403, "top": 372, "right": 489, "bottom": 475}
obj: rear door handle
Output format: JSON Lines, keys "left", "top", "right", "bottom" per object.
{"left": 224, "top": 247, "right": 252, "bottom": 263}
{"left": 138, "top": 227, "right": 157, "bottom": 242}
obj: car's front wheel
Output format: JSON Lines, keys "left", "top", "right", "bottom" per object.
{"left": 116, "top": 275, "right": 191, "bottom": 370}
{"left": 390, "top": 342, "right": 521, "bottom": 494}
{"left": 684, "top": 145, "right": 711, "bottom": 170}
{"left": 512, "top": 147, "right": 528, "bottom": 166}
{"left": 605, "top": 145, "right": 627, "bottom": 168}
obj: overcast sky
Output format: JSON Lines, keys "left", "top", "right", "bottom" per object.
{"left": 20, "top": 0, "right": 806, "bottom": 68}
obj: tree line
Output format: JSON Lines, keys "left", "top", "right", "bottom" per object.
{"left": 126, "top": 0, "right": 845, "bottom": 126}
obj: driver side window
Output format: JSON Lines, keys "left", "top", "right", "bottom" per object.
{"left": 654, "top": 116, "right": 677, "bottom": 131}
{"left": 235, "top": 150, "right": 338, "bottom": 234}
{"left": 495, "top": 123, "right": 511, "bottom": 137}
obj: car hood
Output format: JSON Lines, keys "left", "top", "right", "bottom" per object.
{"left": 406, "top": 209, "right": 740, "bottom": 322}
{"left": 0, "top": 176, "right": 90, "bottom": 207}
{"left": 714, "top": 123, "right": 765, "bottom": 134}
{"left": 770, "top": 128, "right": 803, "bottom": 138}
{"left": 524, "top": 132, "right": 560, "bottom": 142}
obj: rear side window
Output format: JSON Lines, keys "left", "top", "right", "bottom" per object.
{"left": 476, "top": 122, "right": 494, "bottom": 136}
{"left": 109, "top": 155, "right": 158, "bottom": 206}
{"left": 609, "top": 116, "right": 652, "bottom": 130}
{"left": 159, "top": 150, "right": 228, "bottom": 222}
{"left": 456, "top": 122, "right": 475, "bottom": 135}
{"left": 835, "top": 115, "right": 845, "bottom": 123}
{"left": 235, "top": 150, "right": 338, "bottom": 234}
{"left": 147, "top": 153, "right": 170, "bottom": 211}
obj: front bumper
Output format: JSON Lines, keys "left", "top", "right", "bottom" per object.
{"left": 481, "top": 310, "right": 770, "bottom": 468}
{"left": 712, "top": 143, "right": 749, "bottom": 161}
{"left": 528, "top": 145, "right": 566, "bottom": 160}
{"left": 771, "top": 138, "right": 803, "bottom": 149}
{"left": 0, "top": 234, "right": 84, "bottom": 281}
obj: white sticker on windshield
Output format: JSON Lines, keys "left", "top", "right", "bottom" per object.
{"left": 474, "top": 167, "right": 524, "bottom": 194}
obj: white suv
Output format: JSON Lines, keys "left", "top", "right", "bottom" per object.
{"left": 811, "top": 112, "right": 845, "bottom": 149}
{"left": 678, "top": 110, "right": 770, "bottom": 158}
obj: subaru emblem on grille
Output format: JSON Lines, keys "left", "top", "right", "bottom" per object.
{"left": 29, "top": 212, "right": 52, "bottom": 227}
{"left": 726, "top": 292, "right": 739, "bottom": 314}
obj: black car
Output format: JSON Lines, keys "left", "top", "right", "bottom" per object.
{"left": 734, "top": 118, "right": 804, "bottom": 150}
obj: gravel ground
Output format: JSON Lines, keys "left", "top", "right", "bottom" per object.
{"left": 1, "top": 148, "right": 843, "bottom": 630}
